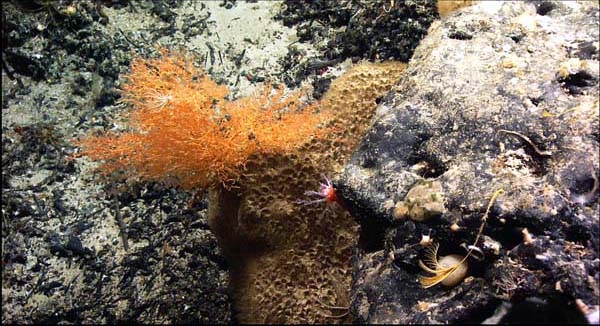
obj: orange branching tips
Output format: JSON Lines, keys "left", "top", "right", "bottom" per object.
{"left": 76, "top": 49, "right": 329, "bottom": 189}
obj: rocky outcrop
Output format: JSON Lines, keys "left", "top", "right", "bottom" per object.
{"left": 338, "top": 1, "right": 599, "bottom": 323}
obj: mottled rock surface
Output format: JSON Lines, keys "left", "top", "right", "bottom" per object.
{"left": 277, "top": 0, "right": 437, "bottom": 62}
{"left": 3, "top": 0, "right": 293, "bottom": 323}
{"left": 275, "top": 0, "right": 438, "bottom": 91}
{"left": 338, "top": 1, "right": 599, "bottom": 323}
{"left": 2, "top": 175, "right": 231, "bottom": 324}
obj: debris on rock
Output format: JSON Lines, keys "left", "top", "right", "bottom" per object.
{"left": 340, "top": 1, "right": 599, "bottom": 323}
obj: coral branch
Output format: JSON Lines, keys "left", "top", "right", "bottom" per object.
{"left": 76, "top": 49, "right": 329, "bottom": 189}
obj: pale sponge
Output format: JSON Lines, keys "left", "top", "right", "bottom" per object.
{"left": 437, "top": 0, "right": 475, "bottom": 18}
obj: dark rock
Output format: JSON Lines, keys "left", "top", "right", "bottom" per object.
{"left": 572, "top": 41, "right": 600, "bottom": 61}
{"left": 340, "top": 1, "right": 599, "bottom": 323}
{"left": 2, "top": 1, "right": 131, "bottom": 84}
{"left": 351, "top": 249, "right": 500, "bottom": 324}
{"left": 150, "top": 0, "right": 178, "bottom": 25}
{"left": 47, "top": 233, "right": 92, "bottom": 257}
{"left": 533, "top": 1, "right": 558, "bottom": 16}
{"left": 275, "top": 0, "right": 438, "bottom": 88}
{"left": 40, "top": 280, "right": 63, "bottom": 295}
{"left": 66, "top": 235, "right": 88, "bottom": 256}
{"left": 3, "top": 48, "right": 51, "bottom": 80}
{"left": 312, "top": 76, "right": 333, "bottom": 100}
{"left": 497, "top": 296, "right": 588, "bottom": 324}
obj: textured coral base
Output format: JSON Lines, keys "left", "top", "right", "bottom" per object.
{"left": 208, "top": 61, "right": 407, "bottom": 323}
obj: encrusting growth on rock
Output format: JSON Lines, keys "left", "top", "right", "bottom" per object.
{"left": 75, "top": 49, "right": 329, "bottom": 189}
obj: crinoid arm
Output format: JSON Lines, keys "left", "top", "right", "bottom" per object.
{"left": 297, "top": 175, "right": 337, "bottom": 206}
{"left": 297, "top": 198, "right": 327, "bottom": 206}
{"left": 418, "top": 189, "right": 505, "bottom": 288}
{"left": 418, "top": 242, "right": 462, "bottom": 288}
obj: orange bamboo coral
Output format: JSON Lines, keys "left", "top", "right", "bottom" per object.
{"left": 77, "top": 49, "right": 329, "bottom": 189}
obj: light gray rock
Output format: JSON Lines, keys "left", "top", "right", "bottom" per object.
{"left": 339, "top": 1, "right": 599, "bottom": 323}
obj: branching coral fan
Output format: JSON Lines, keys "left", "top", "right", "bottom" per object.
{"left": 77, "top": 49, "right": 329, "bottom": 189}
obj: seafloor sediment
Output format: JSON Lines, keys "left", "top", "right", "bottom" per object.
{"left": 2, "top": 0, "right": 598, "bottom": 324}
